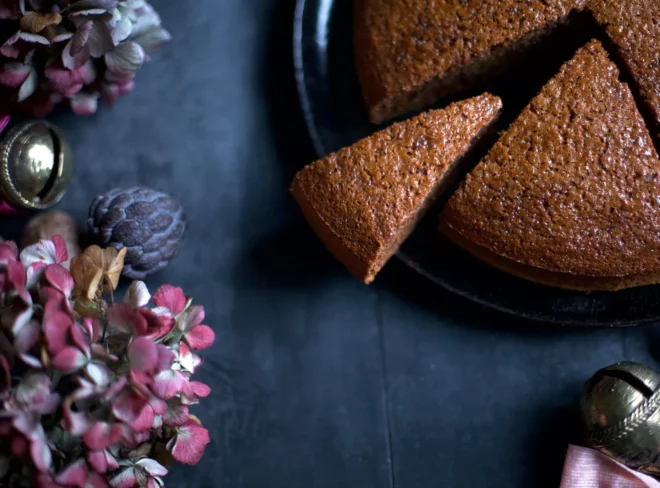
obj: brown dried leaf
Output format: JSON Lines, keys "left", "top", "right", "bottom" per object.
{"left": 70, "top": 252, "right": 103, "bottom": 301}
{"left": 19, "top": 11, "right": 62, "bottom": 34}
{"left": 102, "top": 246, "right": 126, "bottom": 292}
{"left": 71, "top": 245, "right": 126, "bottom": 301}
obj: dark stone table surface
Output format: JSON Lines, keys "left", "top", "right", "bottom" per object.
{"left": 8, "top": 1, "right": 660, "bottom": 486}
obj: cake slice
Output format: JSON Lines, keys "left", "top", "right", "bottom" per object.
{"left": 589, "top": 0, "right": 660, "bottom": 141}
{"left": 291, "top": 94, "right": 502, "bottom": 283}
{"left": 441, "top": 40, "right": 660, "bottom": 291}
{"left": 354, "top": 0, "right": 585, "bottom": 123}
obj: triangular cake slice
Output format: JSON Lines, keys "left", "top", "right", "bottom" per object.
{"left": 291, "top": 94, "right": 502, "bottom": 283}
{"left": 441, "top": 40, "right": 660, "bottom": 291}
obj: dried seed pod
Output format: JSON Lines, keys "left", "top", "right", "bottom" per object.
{"left": 88, "top": 187, "right": 186, "bottom": 279}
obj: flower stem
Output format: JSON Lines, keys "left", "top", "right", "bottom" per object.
{"left": 101, "top": 279, "right": 115, "bottom": 342}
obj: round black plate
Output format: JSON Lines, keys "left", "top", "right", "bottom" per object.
{"left": 293, "top": 0, "right": 660, "bottom": 326}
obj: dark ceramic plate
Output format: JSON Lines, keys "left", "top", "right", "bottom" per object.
{"left": 293, "top": 0, "right": 660, "bottom": 326}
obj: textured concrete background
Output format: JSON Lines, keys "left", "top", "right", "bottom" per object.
{"left": 6, "top": 1, "right": 659, "bottom": 486}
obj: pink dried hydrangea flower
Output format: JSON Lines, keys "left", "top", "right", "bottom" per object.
{"left": 0, "top": 237, "right": 213, "bottom": 487}
{"left": 0, "top": 0, "right": 170, "bottom": 116}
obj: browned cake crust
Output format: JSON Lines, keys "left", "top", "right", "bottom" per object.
{"left": 441, "top": 41, "right": 660, "bottom": 291}
{"left": 589, "top": 0, "right": 660, "bottom": 140}
{"left": 355, "top": 0, "right": 660, "bottom": 127}
{"left": 354, "top": 0, "right": 585, "bottom": 124}
{"left": 442, "top": 226, "right": 660, "bottom": 292}
{"left": 291, "top": 94, "right": 502, "bottom": 283}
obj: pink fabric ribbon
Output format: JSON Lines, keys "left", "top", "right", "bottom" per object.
{"left": 561, "top": 445, "right": 660, "bottom": 487}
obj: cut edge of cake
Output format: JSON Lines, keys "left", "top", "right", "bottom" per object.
{"left": 440, "top": 40, "right": 660, "bottom": 291}
{"left": 291, "top": 93, "right": 503, "bottom": 283}
{"left": 357, "top": 21, "right": 564, "bottom": 125}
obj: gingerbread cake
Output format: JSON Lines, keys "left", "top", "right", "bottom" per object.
{"left": 355, "top": 0, "right": 660, "bottom": 126}
{"left": 589, "top": 0, "right": 660, "bottom": 140}
{"left": 291, "top": 94, "right": 502, "bottom": 283}
{"left": 441, "top": 41, "right": 660, "bottom": 291}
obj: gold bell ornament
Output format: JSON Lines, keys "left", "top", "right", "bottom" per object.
{"left": 581, "top": 361, "right": 660, "bottom": 477}
{"left": 0, "top": 120, "right": 72, "bottom": 212}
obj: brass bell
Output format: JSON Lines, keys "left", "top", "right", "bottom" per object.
{"left": 581, "top": 361, "right": 660, "bottom": 477}
{"left": 0, "top": 120, "right": 72, "bottom": 210}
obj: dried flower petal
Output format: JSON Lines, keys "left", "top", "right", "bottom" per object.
{"left": 8, "top": 260, "right": 27, "bottom": 292}
{"left": 133, "top": 26, "right": 171, "bottom": 52}
{"left": 127, "top": 337, "right": 157, "bottom": 372}
{"left": 107, "top": 303, "right": 147, "bottom": 336}
{"left": 13, "top": 320, "right": 39, "bottom": 353}
{"left": 124, "top": 281, "right": 150, "bottom": 308}
{"left": 70, "top": 247, "right": 103, "bottom": 301}
{"left": 43, "top": 310, "right": 73, "bottom": 355}
{"left": 0, "top": 354, "right": 9, "bottom": 391}
{"left": 189, "top": 381, "right": 211, "bottom": 399}
{"left": 86, "top": 19, "right": 114, "bottom": 57}
{"left": 136, "top": 458, "right": 167, "bottom": 477}
{"left": 54, "top": 459, "right": 86, "bottom": 487}
{"left": 82, "top": 421, "right": 121, "bottom": 450}
{"left": 87, "top": 471, "right": 111, "bottom": 488}
{"left": 109, "top": 466, "right": 137, "bottom": 488}
{"left": 52, "top": 346, "right": 87, "bottom": 372}
{"left": 17, "top": 66, "right": 37, "bottom": 101}
{"left": 20, "top": 11, "right": 62, "bottom": 33}
{"left": 63, "top": 401, "right": 93, "bottom": 436}
{"left": 151, "top": 369, "right": 190, "bottom": 400}
{"left": 20, "top": 237, "right": 67, "bottom": 268}
{"left": 163, "top": 399, "right": 188, "bottom": 426}
{"left": 177, "top": 343, "right": 201, "bottom": 374}
{"left": 167, "top": 419, "right": 210, "bottom": 466}
{"left": 86, "top": 361, "right": 110, "bottom": 386}
{"left": 63, "top": 36, "right": 91, "bottom": 70}
{"left": 44, "top": 264, "right": 74, "bottom": 297}
{"left": 152, "top": 285, "right": 186, "bottom": 316}
{"left": 30, "top": 435, "right": 52, "bottom": 472}
{"left": 0, "top": 61, "right": 31, "bottom": 87}
{"left": 70, "top": 245, "right": 127, "bottom": 294}
{"left": 36, "top": 472, "right": 71, "bottom": 488}
{"left": 105, "top": 40, "right": 143, "bottom": 77}
{"left": 26, "top": 262, "right": 47, "bottom": 289}
{"left": 103, "top": 246, "right": 126, "bottom": 291}
{"left": 0, "top": 241, "right": 18, "bottom": 263}
{"left": 139, "top": 308, "right": 172, "bottom": 340}
{"left": 69, "top": 20, "right": 92, "bottom": 56}
{"left": 88, "top": 449, "right": 118, "bottom": 473}
{"left": 184, "top": 324, "right": 215, "bottom": 350}
{"left": 147, "top": 393, "right": 167, "bottom": 416}
{"left": 15, "top": 374, "right": 60, "bottom": 414}
{"left": 112, "top": 388, "right": 151, "bottom": 430}
{"left": 70, "top": 91, "right": 98, "bottom": 115}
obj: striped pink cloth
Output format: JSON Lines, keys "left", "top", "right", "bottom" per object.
{"left": 561, "top": 445, "right": 660, "bottom": 487}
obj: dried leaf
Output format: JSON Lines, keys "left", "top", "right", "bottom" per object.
{"left": 71, "top": 244, "right": 126, "bottom": 300}
{"left": 19, "top": 11, "right": 62, "bottom": 34}
{"left": 70, "top": 252, "right": 103, "bottom": 301}
{"left": 103, "top": 246, "right": 126, "bottom": 292}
